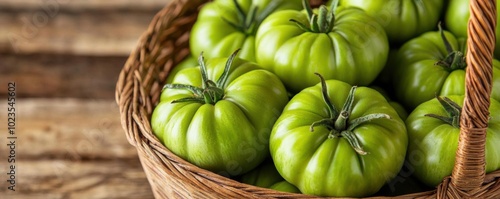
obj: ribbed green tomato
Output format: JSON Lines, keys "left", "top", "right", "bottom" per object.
{"left": 239, "top": 159, "right": 301, "bottom": 193}
{"left": 269, "top": 181, "right": 301, "bottom": 193}
{"left": 392, "top": 28, "right": 500, "bottom": 110}
{"left": 165, "top": 55, "right": 198, "bottom": 84}
{"left": 151, "top": 51, "right": 289, "bottom": 176}
{"left": 190, "top": 0, "right": 302, "bottom": 62}
{"left": 239, "top": 159, "right": 284, "bottom": 188}
{"left": 406, "top": 96, "right": 500, "bottom": 187}
{"left": 255, "top": 1, "right": 388, "bottom": 93}
{"left": 337, "top": 0, "right": 445, "bottom": 44}
{"left": 270, "top": 76, "right": 407, "bottom": 197}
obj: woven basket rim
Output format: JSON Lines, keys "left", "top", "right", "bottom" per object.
{"left": 115, "top": 0, "right": 500, "bottom": 198}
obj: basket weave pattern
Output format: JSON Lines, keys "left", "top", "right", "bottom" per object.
{"left": 116, "top": 0, "right": 500, "bottom": 198}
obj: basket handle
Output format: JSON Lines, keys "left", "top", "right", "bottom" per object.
{"left": 452, "top": 0, "right": 497, "bottom": 191}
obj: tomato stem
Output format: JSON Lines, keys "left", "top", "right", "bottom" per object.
{"left": 199, "top": 52, "right": 210, "bottom": 89}
{"left": 318, "top": 72, "right": 338, "bottom": 117}
{"left": 309, "top": 73, "right": 391, "bottom": 155}
{"left": 348, "top": 114, "right": 391, "bottom": 131}
{"left": 222, "top": 0, "right": 284, "bottom": 36}
{"left": 310, "top": 118, "right": 334, "bottom": 132}
{"left": 217, "top": 49, "right": 239, "bottom": 89}
{"left": 329, "top": 0, "right": 339, "bottom": 13}
{"left": 304, "top": 0, "right": 313, "bottom": 19}
{"left": 434, "top": 23, "right": 467, "bottom": 71}
{"left": 291, "top": 0, "right": 335, "bottom": 33}
{"left": 162, "top": 49, "right": 241, "bottom": 105}
{"left": 425, "top": 96, "right": 461, "bottom": 128}
{"left": 334, "top": 86, "right": 356, "bottom": 130}
{"left": 341, "top": 130, "right": 367, "bottom": 155}
{"left": 255, "top": 0, "right": 285, "bottom": 24}
{"left": 163, "top": 84, "right": 203, "bottom": 96}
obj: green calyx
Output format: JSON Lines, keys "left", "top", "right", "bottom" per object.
{"left": 223, "top": 0, "right": 284, "bottom": 35}
{"left": 290, "top": 0, "right": 337, "bottom": 33}
{"left": 162, "top": 49, "right": 240, "bottom": 105}
{"left": 309, "top": 73, "right": 391, "bottom": 155}
{"left": 434, "top": 23, "right": 467, "bottom": 71}
{"left": 425, "top": 96, "right": 462, "bottom": 128}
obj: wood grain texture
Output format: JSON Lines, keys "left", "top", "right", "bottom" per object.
{"left": 0, "top": 99, "right": 154, "bottom": 198}
{"left": 0, "top": 1, "right": 166, "bottom": 55}
{"left": 0, "top": 159, "right": 154, "bottom": 199}
{"left": 0, "top": 99, "right": 137, "bottom": 159}
{"left": 0, "top": 53, "right": 125, "bottom": 99}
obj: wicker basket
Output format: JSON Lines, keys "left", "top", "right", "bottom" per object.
{"left": 116, "top": 0, "right": 500, "bottom": 198}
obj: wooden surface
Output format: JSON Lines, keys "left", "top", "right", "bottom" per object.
{"left": 0, "top": 54, "right": 125, "bottom": 99}
{"left": 1, "top": 0, "right": 170, "bottom": 198}
{"left": 0, "top": 0, "right": 167, "bottom": 55}
{"left": 0, "top": 99, "right": 154, "bottom": 198}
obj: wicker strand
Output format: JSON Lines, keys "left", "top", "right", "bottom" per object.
{"left": 451, "top": 0, "right": 497, "bottom": 192}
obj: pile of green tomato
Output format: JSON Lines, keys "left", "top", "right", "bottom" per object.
{"left": 150, "top": 0, "right": 500, "bottom": 197}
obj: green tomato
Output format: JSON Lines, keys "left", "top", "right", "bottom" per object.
{"left": 445, "top": 0, "right": 500, "bottom": 59}
{"left": 239, "top": 159, "right": 284, "bottom": 188}
{"left": 270, "top": 76, "right": 407, "bottom": 197}
{"left": 151, "top": 51, "right": 289, "bottom": 176}
{"left": 389, "top": 102, "right": 408, "bottom": 122}
{"left": 337, "top": 0, "right": 445, "bottom": 44}
{"left": 392, "top": 28, "right": 500, "bottom": 110}
{"left": 256, "top": 1, "right": 388, "bottom": 93}
{"left": 269, "top": 181, "right": 301, "bottom": 193}
{"left": 190, "top": 0, "right": 302, "bottom": 62}
{"left": 239, "top": 159, "right": 301, "bottom": 193}
{"left": 165, "top": 55, "right": 198, "bottom": 84}
{"left": 406, "top": 95, "right": 500, "bottom": 187}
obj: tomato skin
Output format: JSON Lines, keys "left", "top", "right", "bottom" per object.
{"left": 255, "top": 6, "right": 388, "bottom": 93}
{"left": 239, "top": 160, "right": 284, "bottom": 188}
{"left": 337, "top": 0, "right": 445, "bottom": 44}
{"left": 151, "top": 56, "right": 289, "bottom": 176}
{"left": 189, "top": 0, "right": 302, "bottom": 62}
{"left": 269, "top": 181, "right": 301, "bottom": 193}
{"left": 445, "top": 0, "right": 500, "bottom": 59}
{"left": 239, "top": 159, "right": 301, "bottom": 193}
{"left": 406, "top": 95, "right": 500, "bottom": 187}
{"left": 165, "top": 55, "right": 198, "bottom": 84}
{"left": 392, "top": 30, "right": 500, "bottom": 110}
{"left": 270, "top": 80, "right": 407, "bottom": 197}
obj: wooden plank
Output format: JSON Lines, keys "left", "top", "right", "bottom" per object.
{"left": 0, "top": 98, "right": 155, "bottom": 198}
{"left": 0, "top": 53, "right": 124, "bottom": 99}
{"left": 0, "top": 159, "right": 154, "bottom": 199}
{"left": 0, "top": 3, "right": 164, "bottom": 55}
{"left": 0, "top": 99, "right": 137, "bottom": 159}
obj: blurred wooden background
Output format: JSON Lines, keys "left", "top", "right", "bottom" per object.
{"left": 0, "top": 0, "right": 170, "bottom": 198}
{"left": 0, "top": 0, "right": 170, "bottom": 99}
